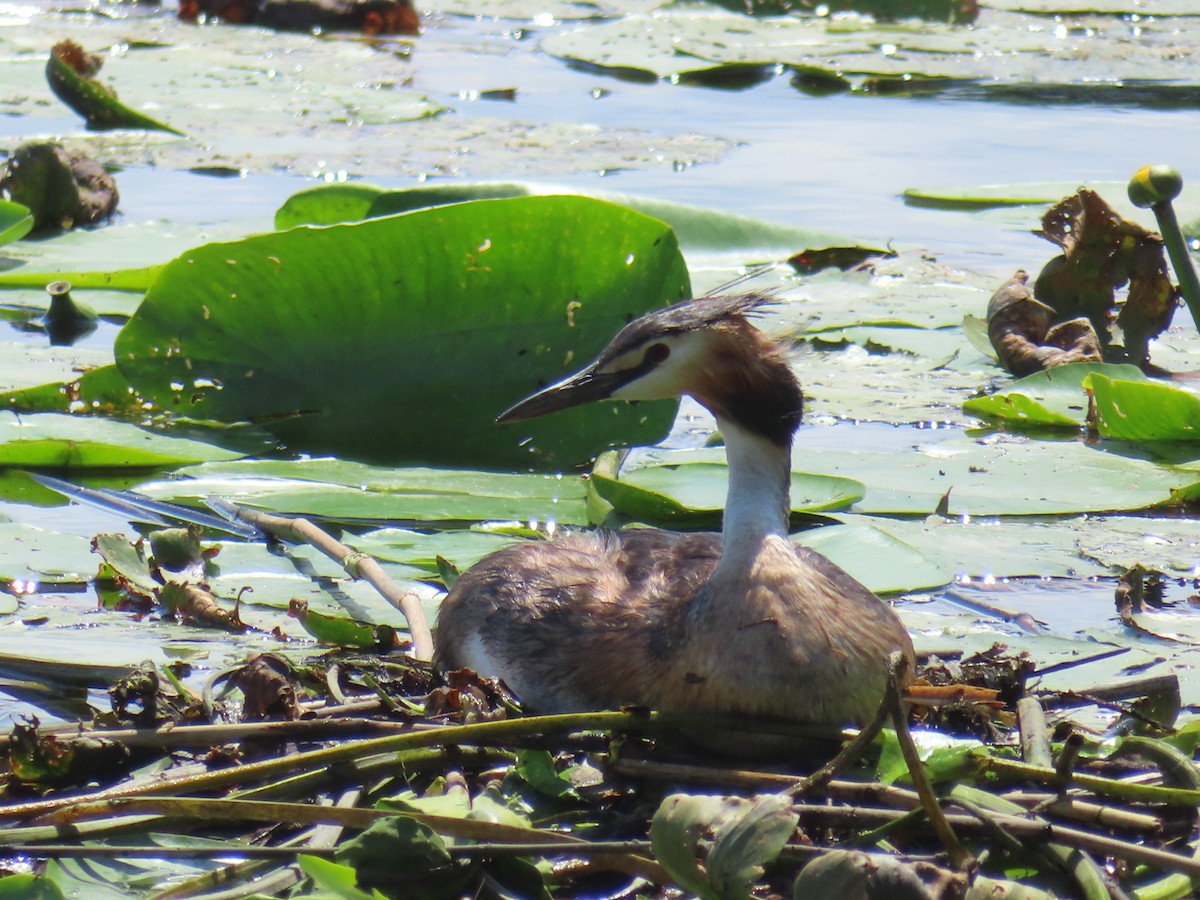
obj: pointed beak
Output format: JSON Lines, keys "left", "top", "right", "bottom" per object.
{"left": 498, "top": 366, "right": 631, "bottom": 423}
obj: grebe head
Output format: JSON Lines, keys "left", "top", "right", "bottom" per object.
{"left": 499, "top": 293, "right": 804, "bottom": 447}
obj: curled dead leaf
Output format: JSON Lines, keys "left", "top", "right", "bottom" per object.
{"left": 986, "top": 270, "right": 1102, "bottom": 377}
{"left": 227, "top": 653, "right": 304, "bottom": 720}
{"left": 160, "top": 581, "right": 249, "bottom": 632}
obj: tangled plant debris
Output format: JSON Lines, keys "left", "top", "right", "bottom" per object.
{"left": 988, "top": 188, "right": 1177, "bottom": 376}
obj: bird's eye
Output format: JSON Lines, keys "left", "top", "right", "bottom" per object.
{"left": 645, "top": 343, "right": 671, "bottom": 364}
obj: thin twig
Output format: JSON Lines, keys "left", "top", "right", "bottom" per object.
{"left": 0, "top": 711, "right": 662, "bottom": 823}
{"left": 1016, "top": 695, "right": 1052, "bottom": 769}
{"left": 787, "top": 803, "right": 1200, "bottom": 879}
{"left": 973, "top": 755, "right": 1200, "bottom": 807}
{"left": 884, "top": 651, "right": 972, "bottom": 869}
{"left": 13, "top": 841, "right": 658, "bottom": 860}
{"left": 226, "top": 505, "right": 434, "bottom": 661}
{"left": 1000, "top": 792, "right": 1161, "bottom": 834}
{"left": 789, "top": 686, "right": 891, "bottom": 797}
{"left": 25, "top": 796, "right": 667, "bottom": 884}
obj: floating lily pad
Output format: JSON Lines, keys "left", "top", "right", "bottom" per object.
{"left": 114, "top": 196, "right": 688, "bottom": 469}
{"left": 630, "top": 435, "right": 1200, "bottom": 516}
{"left": 0, "top": 200, "right": 34, "bottom": 247}
{"left": 0, "top": 413, "right": 243, "bottom": 470}
{"left": 1087, "top": 373, "right": 1200, "bottom": 443}
{"left": 543, "top": 10, "right": 1200, "bottom": 104}
{"left": 0, "top": 365, "right": 142, "bottom": 417}
{"left": 797, "top": 521, "right": 952, "bottom": 594}
{"left": 0, "top": 344, "right": 115, "bottom": 396}
{"left": 902, "top": 183, "right": 1085, "bottom": 211}
{"left": 136, "top": 458, "right": 590, "bottom": 526}
{"left": 0, "top": 522, "right": 97, "bottom": 586}
{"left": 963, "top": 363, "right": 1145, "bottom": 429}
{"left": 593, "top": 463, "right": 864, "bottom": 527}
{"left": 275, "top": 181, "right": 849, "bottom": 256}
{"left": 0, "top": 11, "right": 734, "bottom": 179}
{"left": 0, "top": 265, "right": 161, "bottom": 293}
{"left": 351, "top": 527, "right": 521, "bottom": 578}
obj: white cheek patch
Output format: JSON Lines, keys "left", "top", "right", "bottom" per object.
{"left": 609, "top": 335, "right": 710, "bottom": 402}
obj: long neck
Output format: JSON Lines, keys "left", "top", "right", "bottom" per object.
{"left": 712, "top": 415, "right": 792, "bottom": 569}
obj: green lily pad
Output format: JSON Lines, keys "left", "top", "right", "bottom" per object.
{"left": 0, "top": 413, "right": 243, "bottom": 470}
{"left": 114, "top": 195, "right": 688, "bottom": 469}
{"left": 1, "top": 365, "right": 144, "bottom": 417}
{"left": 632, "top": 434, "right": 1200, "bottom": 516}
{"left": 0, "top": 200, "right": 34, "bottom": 247}
{"left": 902, "top": 183, "right": 1089, "bottom": 211}
{"left": 0, "top": 265, "right": 162, "bottom": 293}
{"left": 964, "top": 363, "right": 1145, "bottom": 429}
{"left": 275, "top": 181, "right": 849, "bottom": 255}
{"left": 797, "top": 522, "right": 952, "bottom": 594}
{"left": 593, "top": 463, "right": 864, "bottom": 527}
{"left": 136, "top": 458, "right": 590, "bottom": 525}
{"left": 542, "top": 10, "right": 1200, "bottom": 103}
{"left": 1, "top": 12, "right": 733, "bottom": 180}
{"left": 46, "top": 40, "right": 184, "bottom": 135}
{"left": 0, "top": 344, "right": 115, "bottom": 396}
{"left": 1087, "top": 374, "right": 1200, "bottom": 443}
{"left": 351, "top": 527, "right": 520, "bottom": 578}
{"left": 0, "top": 522, "right": 98, "bottom": 585}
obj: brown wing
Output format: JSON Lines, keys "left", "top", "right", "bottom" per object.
{"left": 433, "top": 529, "right": 721, "bottom": 711}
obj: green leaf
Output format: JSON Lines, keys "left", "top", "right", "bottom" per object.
{"left": 1087, "top": 373, "right": 1200, "bottom": 442}
{"left": 0, "top": 413, "right": 244, "bottom": 469}
{"left": 636, "top": 436, "right": 1200, "bottom": 516}
{"left": 275, "top": 183, "right": 388, "bottom": 229}
{"left": 0, "top": 200, "right": 34, "bottom": 247}
{"left": 515, "top": 749, "right": 579, "bottom": 800}
{"left": 0, "top": 264, "right": 162, "bottom": 291}
{"left": 1, "top": 364, "right": 146, "bottom": 416}
{"left": 275, "top": 182, "right": 848, "bottom": 255}
{"left": 961, "top": 313, "right": 997, "bottom": 360}
{"left": 93, "top": 532, "right": 159, "bottom": 595}
{"left": 650, "top": 793, "right": 797, "bottom": 900}
{"left": 138, "top": 459, "right": 591, "bottom": 525}
{"left": 592, "top": 464, "right": 864, "bottom": 527}
{"left": 0, "top": 521, "right": 98, "bottom": 585}
{"left": 335, "top": 816, "right": 456, "bottom": 894}
{"left": 964, "top": 363, "right": 1145, "bottom": 429}
{"left": 797, "top": 523, "right": 951, "bottom": 594}
{"left": 297, "top": 855, "right": 378, "bottom": 900}
{"left": 291, "top": 604, "right": 392, "bottom": 649}
{"left": 705, "top": 794, "right": 798, "bottom": 900}
{"left": 0, "top": 874, "right": 66, "bottom": 900}
{"left": 650, "top": 794, "right": 728, "bottom": 900}
{"left": 114, "top": 196, "right": 688, "bottom": 469}
{"left": 903, "top": 183, "right": 1075, "bottom": 211}
{"left": 47, "top": 41, "right": 185, "bottom": 135}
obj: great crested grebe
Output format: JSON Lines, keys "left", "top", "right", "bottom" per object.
{"left": 435, "top": 294, "right": 914, "bottom": 726}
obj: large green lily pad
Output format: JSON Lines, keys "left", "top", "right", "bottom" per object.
{"left": 628, "top": 435, "right": 1200, "bottom": 516}
{"left": 275, "top": 182, "right": 849, "bottom": 256}
{"left": 114, "top": 195, "right": 688, "bottom": 469}
{"left": 0, "top": 413, "right": 243, "bottom": 469}
{"left": 136, "top": 458, "right": 591, "bottom": 525}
